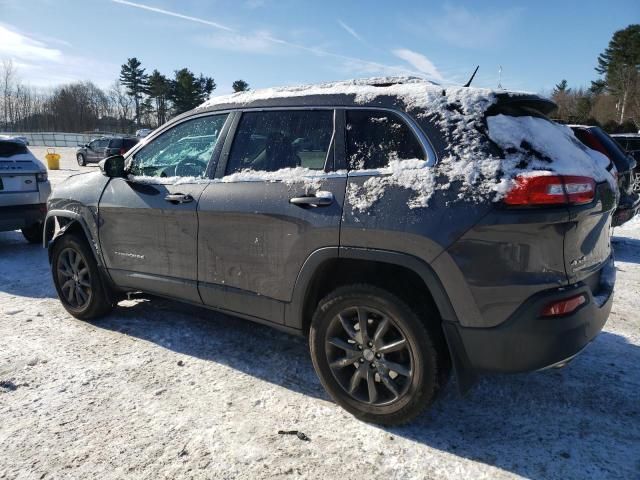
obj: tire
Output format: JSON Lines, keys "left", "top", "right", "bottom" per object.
{"left": 51, "top": 233, "right": 114, "bottom": 320}
{"left": 77, "top": 153, "right": 86, "bottom": 166}
{"left": 309, "top": 284, "right": 442, "bottom": 425}
{"left": 21, "top": 222, "right": 44, "bottom": 244}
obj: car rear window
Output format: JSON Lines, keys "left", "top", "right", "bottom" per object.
{"left": 346, "top": 110, "right": 425, "bottom": 170}
{"left": 620, "top": 137, "right": 640, "bottom": 151}
{"left": 590, "top": 128, "right": 633, "bottom": 172}
{"left": 123, "top": 138, "right": 138, "bottom": 150}
{"left": 0, "top": 141, "right": 28, "bottom": 157}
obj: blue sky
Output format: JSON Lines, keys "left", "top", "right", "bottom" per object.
{"left": 0, "top": 0, "right": 638, "bottom": 95}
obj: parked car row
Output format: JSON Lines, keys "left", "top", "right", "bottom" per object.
{"left": 570, "top": 125, "right": 640, "bottom": 226}
{"left": 0, "top": 135, "right": 51, "bottom": 242}
{"left": 611, "top": 133, "right": 640, "bottom": 192}
{"left": 76, "top": 136, "right": 139, "bottom": 166}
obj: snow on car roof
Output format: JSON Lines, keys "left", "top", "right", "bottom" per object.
{"left": 191, "top": 77, "right": 611, "bottom": 212}
{"left": 197, "top": 76, "right": 513, "bottom": 111}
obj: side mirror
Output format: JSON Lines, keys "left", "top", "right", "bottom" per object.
{"left": 99, "top": 155, "right": 126, "bottom": 178}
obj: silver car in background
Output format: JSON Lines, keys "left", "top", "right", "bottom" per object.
{"left": 0, "top": 136, "right": 51, "bottom": 243}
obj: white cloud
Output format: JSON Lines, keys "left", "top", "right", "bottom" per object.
{"left": 197, "top": 30, "right": 279, "bottom": 54}
{"left": 0, "top": 24, "right": 62, "bottom": 62}
{"left": 337, "top": 20, "right": 364, "bottom": 44}
{"left": 0, "top": 23, "right": 116, "bottom": 87}
{"left": 392, "top": 49, "right": 444, "bottom": 82}
{"left": 111, "top": 0, "right": 419, "bottom": 80}
{"left": 426, "top": 5, "right": 522, "bottom": 49}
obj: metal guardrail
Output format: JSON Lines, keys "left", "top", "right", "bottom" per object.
{"left": 0, "top": 132, "right": 114, "bottom": 147}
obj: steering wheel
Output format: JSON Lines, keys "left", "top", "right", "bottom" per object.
{"left": 175, "top": 157, "right": 208, "bottom": 177}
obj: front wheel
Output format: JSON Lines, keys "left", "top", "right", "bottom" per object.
{"left": 51, "top": 233, "right": 114, "bottom": 319}
{"left": 310, "top": 285, "right": 443, "bottom": 425}
{"left": 77, "top": 153, "right": 86, "bottom": 166}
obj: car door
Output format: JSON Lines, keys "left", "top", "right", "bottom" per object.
{"left": 86, "top": 140, "right": 99, "bottom": 162}
{"left": 96, "top": 138, "right": 109, "bottom": 161}
{"left": 98, "top": 113, "right": 230, "bottom": 302}
{"left": 197, "top": 109, "right": 346, "bottom": 325}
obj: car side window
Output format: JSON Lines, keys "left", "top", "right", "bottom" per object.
{"left": 96, "top": 139, "right": 109, "bottom": 149}
{"left": 226, "top": 110, "right": 334, "bottom": 175}
{"left": 346, "top": 110, "right": 425, "bottom": 170}
{"left": 129, "top": 114, "right": 228, "bottom": 178}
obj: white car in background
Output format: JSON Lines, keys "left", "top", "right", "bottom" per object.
{"left": 0, "top": 136, "right": 51, "bottom": 243}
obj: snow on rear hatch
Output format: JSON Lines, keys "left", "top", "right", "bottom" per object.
{"left": 486, "top": 114, "right": 614, "bottom": 196}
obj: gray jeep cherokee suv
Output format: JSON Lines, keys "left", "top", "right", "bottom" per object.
{"left": 45, "top": 78, "right": 616, "bottom": 424}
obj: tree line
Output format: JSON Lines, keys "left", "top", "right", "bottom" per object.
{"left": 1, "top": 25, "right": 638, "bottom": 134}
{"left": 551, "top": 24, "right": 639, "bottom": 132}
{"left": 0, "top": 57, "right": 249, "bottom": 134}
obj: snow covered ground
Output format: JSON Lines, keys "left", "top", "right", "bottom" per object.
{"left": 0, "top": 148, "right": 639, "bottom": 479}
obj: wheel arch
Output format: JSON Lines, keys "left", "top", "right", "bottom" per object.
{"left": 45, "top": 210, "right": 102, "bottom": 267}
{"left": 286, "top": 246, "right": 475, "bottom": 391}
{"left": 285, "top": 247, "right": 460, "bottom": 333}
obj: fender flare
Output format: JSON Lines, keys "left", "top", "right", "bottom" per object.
{"left": 44, "top": 210, "right": 103, "bottom": 267}
{"left": 284, "top": 246, "right": 460, "bottom": 331}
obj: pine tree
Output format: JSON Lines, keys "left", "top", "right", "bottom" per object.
{"left": 553, "top": 79, "right": 570, "bottom": 94}
{"left": 119, "top": 58, "right": 149, "bottom": 126}
{"left": 148, "top": 69, "right": 170, "bottom": 127}
{"left": 594, "top": 24, "right": 640, "bottom": 123}
{"left": 232, "top": 80, "right": 249, "bottom": 92}
{"left": 170, "top": 68, "right": 215, "bottom": 114}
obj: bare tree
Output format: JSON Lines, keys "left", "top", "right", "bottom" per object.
{"left": 1, "top": 59, "right": 17, "bottom": 130}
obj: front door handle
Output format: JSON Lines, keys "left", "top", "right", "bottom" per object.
{"left": 165, "top": 193, "right": 194, "bottom": 204}
{"left": 290, "top": 191, "right": 334, "bottom": 207}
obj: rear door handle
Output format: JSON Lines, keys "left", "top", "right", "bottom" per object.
{"left": 289, "top": 191, "right": 334, "bottom": 207}
{"left": 165, "top": 193, "right": 194, "bottom": 204}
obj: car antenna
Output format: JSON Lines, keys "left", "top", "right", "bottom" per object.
{"left": 462, "top": 66, "right": 479, "bottom": 87}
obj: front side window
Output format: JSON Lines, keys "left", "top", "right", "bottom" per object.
{"left": 129, "top": 114, "right": 228, "bottom": 178}
{"left": 346, "top": 110, "right": 425, "bottom": 170}
{"left": 226, "top": 110, "right": 334, "bottom": 175}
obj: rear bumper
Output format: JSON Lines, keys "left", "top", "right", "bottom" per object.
{"left": 444, "top": 256, "right": 615, "bottom": 373}
{"left": 0, "top": 204, "right": 46, "bottom": 231}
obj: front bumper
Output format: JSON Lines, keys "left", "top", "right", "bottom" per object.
{"left": 444, "top": 256, "right": 615, "bottom": 374}
{"left": 0, "top": 203, "right": 46, "bottom": 232}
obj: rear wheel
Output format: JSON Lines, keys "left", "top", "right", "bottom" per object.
{"left": 51, "top": 233, "right": 114, "bottom": 319}
{"left": 77, "top": 153, "right": 86, "bottom": 166}
{"left": 21, "top": 222, "right": 44, "bottom": 244}
{"left": 309, "top": 285, "right": 442, "bottom": 425}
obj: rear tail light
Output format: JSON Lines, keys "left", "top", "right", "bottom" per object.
{"left": 541, "top": 294, "right": 587, "bottom": 317}
{"left": 36, "top": 172, "right": 48, "bottom": 182}
{"left": 119, "top": 148, "right": 126, "bottom": 155}
{"left": 504, "top": 174, "right": 595, "bottom": 206}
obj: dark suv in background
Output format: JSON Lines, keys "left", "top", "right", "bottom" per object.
{"left": 76, "top": 136, "right": 138, "bottom": 166}
{"left": 611, "top": 133, "right": 640, "bottom": 191}
{"left": 570, "top": 125, "right": 639, "bottom": 225}
{"left": 46, "top": 78, "right": 616, "bottom": 424}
